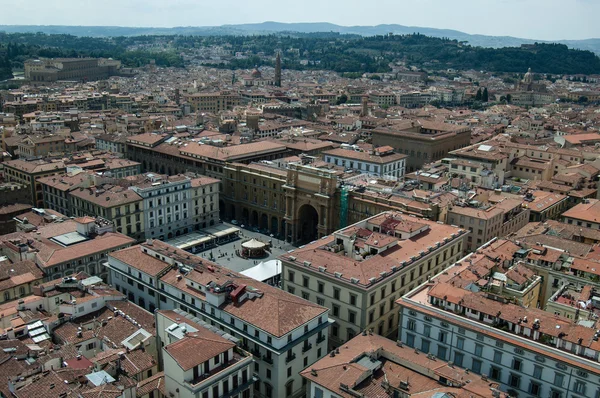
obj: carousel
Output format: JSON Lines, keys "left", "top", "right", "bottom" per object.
{"left": 241, "top": 238, "right": 268, "bottom": 258}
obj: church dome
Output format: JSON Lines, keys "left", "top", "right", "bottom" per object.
{"left": 523, "top": 68, "right": 533, "bottom": 84}
{"left": 251, "top": 68, "right": 262, "bottom": 78}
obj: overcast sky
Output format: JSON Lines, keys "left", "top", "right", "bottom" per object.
{"left": 2, "top": 0, "right": 598, "bottom": 41}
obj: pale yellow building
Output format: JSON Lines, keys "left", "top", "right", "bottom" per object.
{"left": 280, "top": 211, "right": 468, "bottom": 347}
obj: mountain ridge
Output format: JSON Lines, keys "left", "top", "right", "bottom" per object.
{"left": 1, "top": 22, "right": 599, "bottom": 53}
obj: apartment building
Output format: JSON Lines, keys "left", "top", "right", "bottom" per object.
{"left": 545, "top": 284, "right": 597, "bottom": 321}
{"left": 189, "top": 175, "right": 220, "bottom": 229}
{"left": 95, "top": 134, "right": 129, "bottom": 155}
{"left": 38, "top": 171, "right": 96, "bottom": 216}
{"left": 157, "top": 310, "right": 254, "bottom": 398}
{"left": 323, "top": 146, "right": 407, "bottom": 179}
{"left": 70, "top": 185, "right": 145, "bottom": 240}
{"left": 106, "top": 240, "right": 331, "bottom": 398}
{"left": 3, "top": 159, "right": 66, "bottom": 207}
{"left": 562, "top": 199, "right": 600, "bottom": 229}
{"left": 447, "top": 199, "right": 530, "bottom": 252}
{"left": 280, "top": 211, "right": 467, "bottom": 347}
{"left": 397, "top": 254, "right": 600, "bottom": 398}
{"left": 17, "top": 134, "right": 66, "bottom": 157}
{"left": 0, "top": 216, "right": 134, "bottom": 280}
{"left": 0, "top": 259, "right": 43, "bottom": 304}
{"left": 447, "top": 143, "right": 510, "bottom": 189}
{"left": 301, "top": 332, "right": 501, "bottom": 398}
{"left": 128, "top": 173, "right": 195, "bottom": 240}
{"left": 525, "top": 190, "right": 569, "bottom": 222}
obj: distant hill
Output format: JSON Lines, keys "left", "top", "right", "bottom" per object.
{"left": 1, "top": 22, "right": 599, "bottom": 54}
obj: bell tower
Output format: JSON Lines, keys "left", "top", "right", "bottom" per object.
{"left": 275, "top": 52, "right": 282, "bottom": 87}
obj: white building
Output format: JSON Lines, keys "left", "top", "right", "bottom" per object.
{"left": 157, "top": 310, "right": 254, "bottom": 398}
{"left": 323, "top": 146, "right": 407, "bottom": 180}
{"left": 106, "top": 239, "right": 331, "bottom": 398}
{"left": 397, "top": 256, "right": 600, "bottom": 398}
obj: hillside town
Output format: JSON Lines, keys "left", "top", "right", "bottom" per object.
{"left": 1, "top": 47, "right": 600, "bottom": 398}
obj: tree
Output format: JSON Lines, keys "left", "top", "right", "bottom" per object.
{"left": 578, "top": 96, "right": 589, "bottom": 103}
{"left": 506, "top": 94, "right": 512, "bottom": 104}
{"left": 482, "top": 88, "right": 489, "bottom": 102}
{"left": 475, "top": 88, "right": 482, "bottom": 101}
{"left": 336, "top": 94, "right": 348, "bottom": 105}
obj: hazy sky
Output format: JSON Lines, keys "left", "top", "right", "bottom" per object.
{"left": 2, "top": 0, "right": 598, "bottom": 41}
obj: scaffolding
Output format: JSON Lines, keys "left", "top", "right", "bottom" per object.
{"left": 339, "top": 186, "right": 349, "bottom": 228}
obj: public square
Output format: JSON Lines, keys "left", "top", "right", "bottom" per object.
{"left": 179, "top": 221, "right": 297, "bottom": 273}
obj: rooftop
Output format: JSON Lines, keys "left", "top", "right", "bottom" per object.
{"left": 280, "top": 211, "right": 466, "bottom": 287}
{"left": 301, "top": 332, "right": 499, "bottom": 398}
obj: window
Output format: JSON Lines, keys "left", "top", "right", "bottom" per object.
{"left": 318, "top": 282, "right": 324, "bottom": 293}
{"left": 509, "top": 373, "right": 521, "bottom": 388}
{"left": 370, "top": 294, "right": 375, "bottom": 306}
{"left": 471, "top": 359, "right": 482, "bottom": 374}
{"left": 533, "top": 365, "right": 543, "bottom": 379}
{"left": 529, "top": 381, "right": 542, "bottom": 397}
{"left": 407, "top": 319, "right": 416, "bottom": 331}
{"left": 438, "top": 331, "right": 447, "bottom": 343}
{"left": 493, "top": 350, "right": 502, "bottom": 364}
{"left": 421, "top": 339, "right": 430, "bottom": 353}
{"left": 287, "top": 367, "right": 292, "bottom": 377}
{"left": 456, "top": 337, "right": 464, "bottom": 350}
{"left": 489, "top": 365, "right": 501, "bottom": 381}
{"left": 302, "top": 291, "right": 309, "bottom": 300}
{"left": 333, "top": 304, "right": 340, "bottom": 317}
{"left": 333, "top": 288, "right": 340, "bottom": 300}
{"left": 423, "top": 325, "right": 431, "bottom": 337}
{"left": 317, "top": 297, "right": 324, "bottom": 306}
{"left": 288, "top": 270, "right": 295, "bottom": 283}
{"left": 574, "top": 380, "right": 586, "bottom": 395}
{"left": 554, "top": 372, "right": 564, "bottom": 387}
{"left": 437, "top": 345, "right": 447, "bottom": 360}
{"left": 303, "top": 276, "right": 309, "bottom": 287}
{"left": 550, "top": 390, "right": 562, "bottom": 398}
{"left": 406, "top": 333, "right": 415, "bottom": 348}
{"left": 512, "top": 358, "right": 522, "bottom": 371}
{"left": 348, "top": 310, "right": 356, "bottom": 324}
{"left": 454, "top": 352, "right": 464, "bottom": 367}
{"left": 350, "top": 294, "right": 357, "bottom": 306}
{"left": 266, "top": 369, "right": 271, "bottom": 379}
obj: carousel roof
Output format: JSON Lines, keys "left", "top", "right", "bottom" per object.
{"left": 242, "top": 238, "right": 267, "bottom": 249}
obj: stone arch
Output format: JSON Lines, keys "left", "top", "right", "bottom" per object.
{"left": 298, "top": 204, "right": 319, "bottom": 244}
{"left": 260, "top": 213, "right": 268, "bottom": 231}
{"left": 271, "top": 216, "right": 278, "bottom": 235}
{"left": 219, "top": 200, "right": 225, "bottom": 219}
{"left": 242, "top": 208, "right": 249, "bottom": 224}
{"left": 251, "top": 210, "right": 259, "bottom": 227}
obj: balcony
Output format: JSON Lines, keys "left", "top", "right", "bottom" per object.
{"left": 262, "top": 354, "right": 273, "bottom": 365}
{"left": 187, "top": 349, "right": 247, "bottom": 386}
{"left": 302, "top": 343, "right": 312, "bottom": 353}
{"left": 316, "top": 334, "right": 326, "bottom": 344}
{"left": 285, "top": 353, "right": 296, "bottom": 364}
{"left": 250, "top": 347, "right": 262, "bottom": 357}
